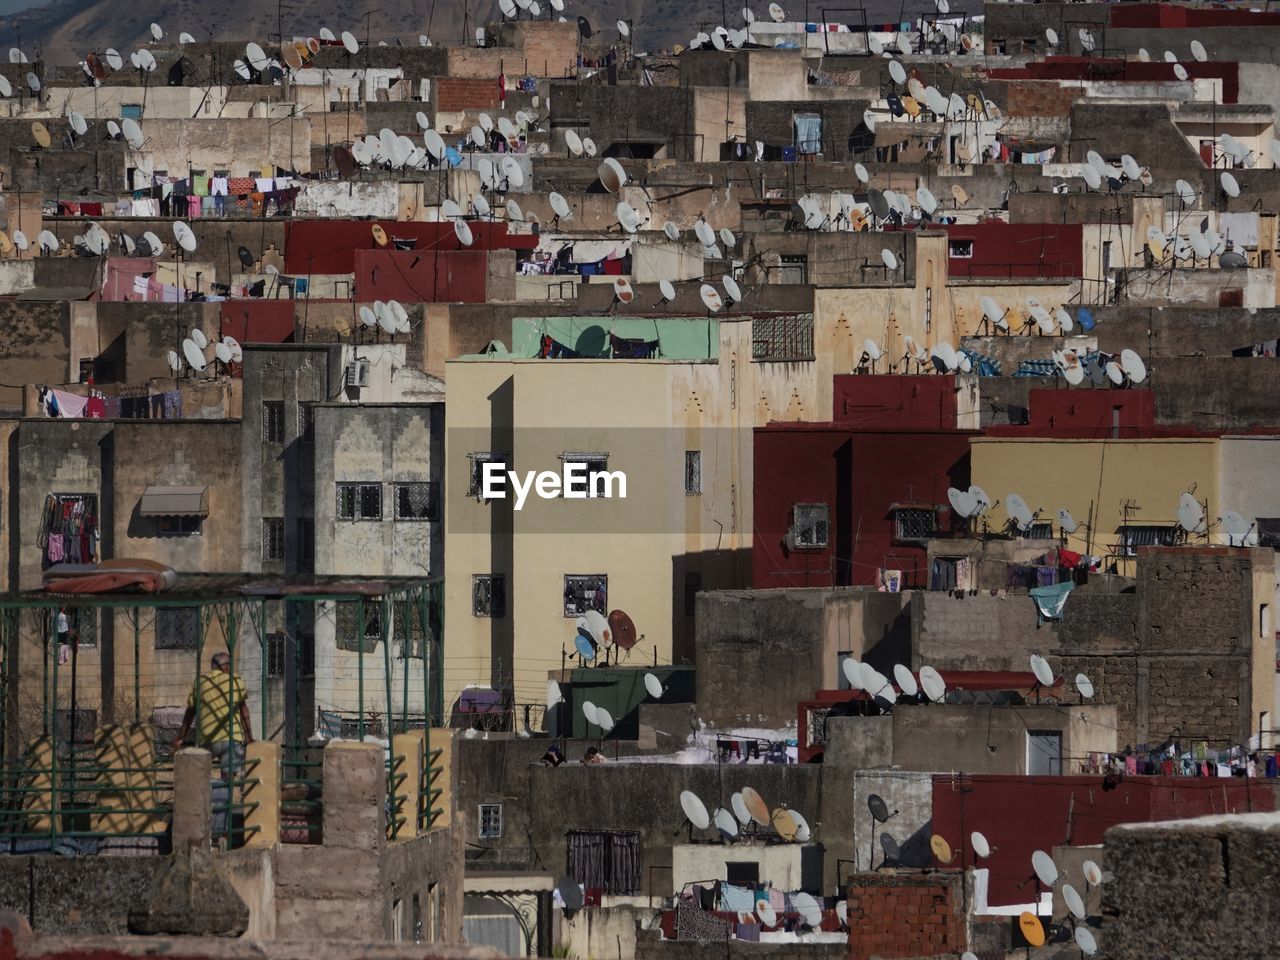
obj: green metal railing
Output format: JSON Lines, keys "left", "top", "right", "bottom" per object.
{"left": 387, "top": 751, "right": 408, "bottom": 840}
{"left": 418, "top": 747, "right": 444, "bottom": 832}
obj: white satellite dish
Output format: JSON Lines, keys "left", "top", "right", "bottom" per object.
{"left": 769, "top": 1, "right": 785, "bottom": 21}
{"left": 663, "top": 222, "right": 681, "bottom": 242}
{"left": 947, "top": 487, "right": 978, "bottom": 519}
{"left": 173, "top": 221, "right": 197, "bottom": 252}
{"left": 596, "top": 707, "right": 614, "bottom": 732}
{"left": 970, "top": 831, "right": 991, "bottom": 858}
{"left": 190, "top": 328, "right": 208, "bottom": 349}
{"left": 233, "top": 59, "right": 251, "bottom": 80}
{"left": 582, "top": 701, "right": 599, "bottom": 725}
{"left": 246, "top": 42, "right": 269, "bottom": 71}
{"left": 121, "top": 117, "right": 144, "bottom": 149}
{"left": 1221, "top": 171, "right": 1241, "bottom": 198}
{"left": 1220, "top": 510, "right": 1255, "bottom": 546}
{"left": 506, "top": 199, "right": 523, "bottom": 222}
{"left": 1082, "top": 164, "right": 1102, "bottom": 191}
{"left": 223, "top": 335, "right": 243, "bottom": 362}
{"left": 549, "top": 192, "right": 572, "bottom": 222}
{"left": 178, "top": 31, "right": 195, "bottom": 44}
{"left": 565, "top": 129, "right": 583, "bottom": 157}
{"left": 105, "top": 48, "right": 122, "bottom": 70}
{"left": 854, "top": 162, "right": 869, "bottom": 184}
{"left": 617, "top": 18, "right": 630, "bottom": 37}
{"left": 1173, "top": 62, "right": 1189, "bottom": 80}
{"left": 1076, "top": 673, "right": 1095, "bottom": 699}
{"left": 1120, "top": 348, "right": 1146, "bottom": 383}
{"left": 319, "top": 27, "right": 336, "bottom": 41}
{"left": 719, "top": 227, "right": 736, "bottom": 249}
{"left": 1046, "top": 27, "right": 1058, "bottom": 46}
{"left": 1062, "top": 883, "right": 1086, "bottom": 921}
{"left": 1007, "top": 493, "right": 1034, "bottom": 530}
{"left": 931, "top": 342, "right": 958, "bottom": 373}
{"left": 893, "top": 664, "right": 918, "bottom": 697}
{"left": 757, "top": 899, "right": 777, "bottom": 926}
{"left": 920, "top": 666, "right": 945, "bottom": 703}
{"left": 358, "top": 305, "right": 376, "bottom": 328}
{"left": 501, "top": 156, "right": 525, "bottom": 189}
{"left": 423, "top": 129, "right": 446, "bottom": 161}
{"left": 150, "top": 21, "right": 163, "bottom": 39}
{"left": 1121, "top": 154, "right": 1141, "bottom": 180}
{"left": 36, "top": 230, "right": 58, "bottom": 254}
{"left": 472, "top": 193, "right": 491, "bottom": 218}
{"left": 680, "top": 791, "right": 711, "bottom": 830}
{"left": 616, "top": 201, "right": 642, "bottom": 233}
{"left": 182, "top": 338, "right": 207, "bottom": 372}
{"left": 791, "top": 810, "right": 811, "bottom": 842}
{"left": 1190, "top": 39, "right": 1207, "bottom": 62}
{"left": 1177, "top": 492, "right": 1204, "bottom": 533}
{"left": 166, "top": 350, "right": 181, "bottom": 372}
{"left": 1031, "top": 850, "right": 1059, "bottom": 888}
{"left": 215, "top": 341, "right": 233, "bottom": 364}
{"left": 881, "top": 248, "right": 898, "bottom": 270}
{"left": 341, "top": 31, "right": 359, "bottom": 54}
{"left": 455, "top": 220, "right": 474, "bottom": 247}
{"left": 0, "top": 76, "right": 10, "bottom": 97}
{"left": 469, "top": 124, "right": 486, "bottom": 148}
{"left": 644, "top": 672, "right": 664, "bottom": 699}
{"left": 723, "top": 275, "right": 742, "bottom": 304}
{"left": 1105, "top": 361, "right": 1124, "bottom": 385}
{"left": 1057, "top": 507, "right": 1079, "bottom": 534}
{"left": 888, "top": 60, "right": 906, "bottom": 85}
{"left": 1029, "top": 653, "right": 1055, "bottom": 688}
{"left": 1075, "top": 927, "right": 1098, "bottom": 957}
{"left": 694, "top": 219, "right": 716, "bottom": 247}
{"left": 499, "top": 0, "right": 517, "bottom": 17}
{"left": 142, "top": 230, "right": 164, "bottom": 256}
{"left": 1083, "top": 861, "right": 1103, "bottom": 886}
{"left": 599, "top": 157, "right": 627, "bottom": 193}
{"left": 841, "top": 658, "right": 863, "bottom": 690}
{"left": 11, "top": 230, "right": 27, "bottom": 251}
{"left": 69, "top": 111, "right": 88, "bottom": 136}
{"left": 658, "top": 278, "right": 677, "bottom": 303}
{"left": 700, "top": 284, "right": 723, "bottom": 312}
{"left": 917, "top": 187, "right": 938, "bottom": 215}
{"left": 1174, "top": 178, "right": 1196, "bottom": 205}
{"left": 714, "top": 808, "right": 739, "bottom": 838}
{"left": 863, "top": 339, "right": 882, "bottom": 362}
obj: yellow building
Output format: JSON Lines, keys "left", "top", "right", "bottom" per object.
{"left": 968, "top": 436, "right": 1221, "bottom": 566}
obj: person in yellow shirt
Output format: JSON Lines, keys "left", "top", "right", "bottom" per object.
{"left": 171, "top": 652, "right": 253, "bottom": 776}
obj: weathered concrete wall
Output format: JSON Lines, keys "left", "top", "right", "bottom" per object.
{"left": 0, "top": 302, "right": 69, "bottom": 387}
{"left": 635, "top": 937, "right": 846, "bottom": 960}
{"left": 1104, "top": 811, "right": 1280, "bottom": 960}
{"left": 850, "top": 770, "right": 933, "bottom": 873}
{"left": 0, "top": 857, "right": 161, "bottom": 935}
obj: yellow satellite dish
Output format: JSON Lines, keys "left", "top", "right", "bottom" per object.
{"left": 1019, "top": 912, "right": 1046, "bottom": 947}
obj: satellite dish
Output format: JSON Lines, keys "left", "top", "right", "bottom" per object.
{"left": 694, "top": 219, "right": 716, "bottom": 247}
{"left": 36, "top": 230, "right": 59, "bottom": 254}
{"left": 182, "top": 338, "right": 207, "bottom": 372}
{"left": 565, "top": 129, "right": 583, "bottom": 157}
{"left": 173, "top": 221, "right": 197, "bottom": 252}
{"left": 867, "top": 189, "right": 889, "bottom": 220}
{"left": 863, "top": 339, "right": 882, "bottom": 362}
{"left": 948, "top": 487, "right": 977, "bottom": 519}
{"left": 658, "top": 278, "right": 676, "bottom": 303}
{"left": 930, "top": 834, "right": 952, "bottom": 863}
{"left": 613, "top": 277, "right": 635, "bottom": 304}
{"left": 423, "top": 130, "right": 446, "bottom": 161}
{"left": 121, "top": 117, "right": 144, "bottom": 149}
{"left": 1046, "top": 27, "right": 1058, "bottom": 46}
{"left": 215, "top": 341, "right": 233, "bottom": 364}
{"left": 1190, "top": 39, "right": 1208, "bottom": 62}
{"left": 793, "top": 809, "right": 812, "bottom": 842}
{"left": 233, "top": 59, "right": 251, "bottom": 80}
{"left": 719, "top": 227, "right": 736, "bottom": 249}
{"left": 596, "top": 707, "right": 614, "bottom": 732}
{"left": 69, "top": 111, "right": 88, "bottom": 137}
{"left": 246, "top": 42, "right": 269, "bottom": 71}
{"left": 30, "top": 121, "right": 50, "bottom": 148}
{"left": 149, "top": 21, "right": 163, "bottom": 39}
{"left": 341, "top": 31, "right": 359, "bottom": 54}
{"left": 617, "top": 18, "right": 630, "bottom": 37}
{"left": 917, "top": 187, "right": 938, "bottom": 215}
{"left": 722, "top": 276, "right": 742, "bottom": 305}
{"left": 714, "top": 808, "right": 738, "bottom": 838}
{"left": 1120, "top": 348, "right": 1147, "bottom": 383}
{"left": 1174, "top": 63, "right": 1189, "bottom": 81}
{"left": 105, "top": 48, "right": 122, "bottom": 70}
{"left": 12, "top": 231, "right": 27, "bottom": 251}
{"left": 680, "top": 790, "right": 711, "bottom": 830}
{"left": 971, "top": 831, "right": 991, "bottom": 858}
{"left": 136, "top": 49, "right": 156, "bottom": 72}
{"left": 499, "top": 0, "right": 517, "bottom": 17}
{"left": 549, "top": 192, "right": 573, "bottom": 222}
{"left": 472, "top": 193, "right": 491, "bottom": 218}
{"left": 1083, "top": 860, "right": 1103, "bottom": 886}
{"left": 358, "top": 305, "right": 376, "bottom": 328}
{"left": 741, "top": 787, "right": 769, "bottom": 826}
{"left": 892, "top": 664, "right": 918, "bottom": 697}
{"left": 644, "top": 672, "right": 664, "bottom": 699}
{"left": 1075, "top": 926, "right": 1098, "bottom": 957}
{"left": 583, "top": 138, "right": 597, "bottom": 157}
{"left": 881, "top": 248, "right": 898, "bottom": 270}
{"left": 841, "top": 658, "right": 864, "bottom": 690}
{"left": 501, "top": 155, "right": 525, "bottom": 188}
{"left": 1220, "top": 510, "right": 1256, "bottom": 546}
{"left": 166, "top": 350, "right": 181, "bottom": 372}
{"left": 190, "top": 328, "right": 208, "bottom": 350}
{"left": 699, "top": 284, "right": 723, "bottom": 312}
{"left": 616, "top": 202, "right": 642, "bottom": 233}
{"left": 729, "top": 792, "right": 752, "bottom": 827}
{"left": 662, "top": 222, "right": 681, "bottom": 242}
{"left": 1221, "top": 171, "right": 1241, "bottom": 198}
{"left": 455, "top": 220, "right": 474, "bottom": 247}
{"left": 25, "top": 71, "right": 40, "bottom": 93}
{"left": 1178, "top": 491, "right": 1204, "bottom": 533}
{"left": 1082, "top": 164, "right": 1102, "bottom": 191}
{"left": 1121, "top": 154, "right": 1141, "bottom": 180}
{"left": 1030, "top": 653, "right": 1055, "bottom": 687}
{"left": 1006, "top": 493, "right": 1034, "bottom": 530}
{"left": 769, "top": 1, "right": 784, "bottom": 20}
{"left": 1076, "top": 673, "right": 1095, "bottom": 699}
{"left": 930, "top": 342, "right": 958, "bottom": 374}
{"left": 1019, "top": 914, "right": 1046, "bottom": 948}
{"left": 1031, "top": 850, "right": 1059, "bottom": 887}
{"left": 791, "top": 892, "right": 821, "bottom": 927}
{"left": 582, "top": 700, "right": 599, "bottom": 726}
{"left": 506, "top": 199, "right": 524, "bottom": 222}
{"left": 1057, "top": 507, "right": 1079, "bottom": 534}
{"left": 756, "top": 900, "right": 777, "bottom": 927}
{"left": 556, "top": 875, "right": 584, "bottom": 911}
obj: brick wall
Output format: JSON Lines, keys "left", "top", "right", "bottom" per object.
{"left": 434, "top": 77, "right": 499, "bottom": 113}
{"left": 847, "top": 873, "right": 965, "bottom": 960}
{"left": 1005, "top": 81, "right": 1079, "bottom": 117}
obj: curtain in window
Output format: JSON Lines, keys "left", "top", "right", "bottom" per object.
{"left": 566, "top": 830, "right": 641, "bottom": 894}
{"left": 794, "top": 114, "right": 822, "bottom": 155}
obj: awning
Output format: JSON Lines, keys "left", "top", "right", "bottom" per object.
{"left": 139, "top": 485, "right": 209, "bottom": 517}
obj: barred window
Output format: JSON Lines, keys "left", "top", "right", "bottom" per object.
{"left": 335, "top": 601, "right": 382, "bottom": 652}
{"left": 337, "top": 483, "right": 382, "bottom": 521}
{"left": 262, "top": 517, "right": 285, "bottom": 562}
{"left": 478, "top": 803, "right": 502, "bottom": 839}
{"left": 1117, "top": 524, "right": 1179, "bottom": 556}
{"left": 791, "top": 504, "right": 829, "bottom": 549}
{"left": 564, "top": 574, "right": 607, "bottom": 618}
{"left": 1025, "top": 522, "right": 1055, "bottom": 541}
{"left": 266, "top": 631, "right": 285, "bottom": 678}
{"left": 558, "top": 452, "right": 612, "bottom": 497}
{"left": 467, "top": 453, "right": 507, "bottom": 500}
{"left": 473, "top": 575, "right": 505, "bottom": 618}
{"left": 894, "top": 507, "right": 936, "bottom": 542}
{"left": 262, "top": 401, "right": 284, "bottom": 443}
{"left": 752, "top": 315, "right": 815, "bottom": 361}
{"left": 156, "top": 607, "right": 200, "bottom": 650}
{"left": 395, "top": 482, "right": 438, "bottom": 521}
{"left": 684, "top": 451, "right": 702, "bottom": 496}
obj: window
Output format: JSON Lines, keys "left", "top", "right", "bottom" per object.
{"left": 120, "top": 103, "right": 142, "bottom": 119}
{"left": 948, "top": 239, "right": 974, "bottom": 258}
{"left": 779, "top": 255, "right": 807, "bottom": 285}
{"left": 79, "top": 358, "right": 117, "bottom": 383}
{"left": 158, "top": 515, "right": 202, "bottom": 536}
{"left": 155, "top": 607, "right": 200, "bottom": 650}
{"left": 69, "top": 609, "right": 98, "bottom": 648}
{"left": 337, "top": 483, "right": 382, "bottom": 521}
{"left": 564, "top": 574, "right": 607, "bottom": 617}
{"left": 894, "top": 507, "right": 936, "bottom": 542}
{"left": 467, "top": 453, "right": 507, "bottom": 500}
{"left": 1117, "top": 524, "right": 1179, "bottom": 556}
{"left": 1027, "top": 731, "right": 1063, "bottom": 775}
{"left": 335, "top": 600, "right": 382, "bottom": 652}
{"left": 266, "top": 632, "right": 286, "bottom": 678}
{"left": 726, "top": 862, "right": 759, "bottom": 885}
{"left": 298, "top": 403, "right": 314, "bottom": 443}
{"left": 566, "top": 830, "right": 641, "bottom": 894}
{"left": 1025, "top": 522, "right": 1055, "bottom": 540}
{"left": 262, "top": 517, "right": 285, "bottom": 562}
{"left": 558, "top": 453, "right": 612, "bottom": 497}
{"left": 752, "top": 315, "right": 815, "bottom": 361}
{"left": 684, "top": 451, "right": 702, "bottom": 496}
{"left": 472, "top": 575, "right": 505, "bottom": 618}
{"left": 395, "top": 482, "right": 439, "bottom": 521}
{"left": 298, "top": 629, "right": 316, "bottom": 678}
{"left": 1257, "top": 518, "right": 1280, "bottom": 549}
{"left": 297, "top": 518, "right": 315, "bottom": 566}
{"left": 794, "top": 113, "right": 822, "bottom": 155}
{"left": 478, "top": 803, "right": 503, "bottom": 839}
{"left": 262, "top": 401, "right": 285, "bottom": 443}
{"left": 790, "top": 504, "right": 829, "bottom": 549}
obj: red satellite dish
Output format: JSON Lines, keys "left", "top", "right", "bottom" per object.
{"left": 608, "top": 610, "right": 638, "bottom": 650}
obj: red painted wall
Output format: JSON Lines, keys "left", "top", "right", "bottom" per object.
{"left": 986, "top": 388, "right": 1157, "bottom": 438}
{"left": 354, "top": 249, "right": 490, "bottom": 303}
{"left": 218, "top": 300, "right": 295, "bottom": 344}
{"left": 284, "top": 220, "right": 537, "bottom": 275}
{"left": 943, "top": 222, "right": 1083, "bottom": 279}
{"left": 929, "top": 774, "right": 1274, "bottom": 907}
{"left": 833, "top": 375, "right": 958, "bottom": 429}
{"left": 1109, "top": 3, "right": 1280, "bottom": 28}
{"left": 753, "top": 427, "right": 971, "bottom": 590}
{"left": 987, "top": 58, "right": 1238, "bottom": 104}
